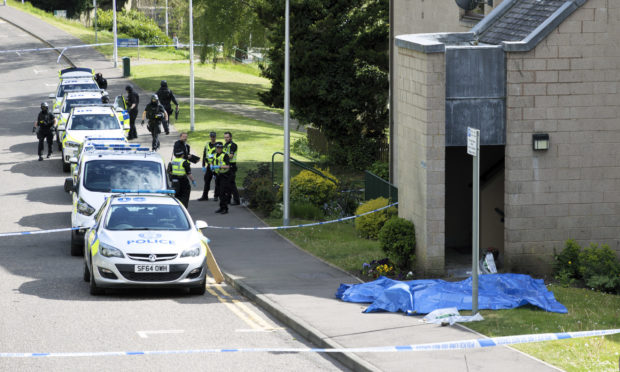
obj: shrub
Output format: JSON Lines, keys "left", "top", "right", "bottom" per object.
{"left": 368, "top": 161, "right": 389, "bottom": 181}
{"left": 243, "top": 163, "right": 271, "bottom": 201}
{"left": 578, "top": 243, "right": 620, "bottom": 292}
{"left": 379, "top": 217, "right": 416, "bottom": 271}
{"left": 553, "top": 239, "right": 581, "bottom": 285}
{"left": 290, "top": 169, "right": 339, "bottom": 207}
{"left": 290, "top": 201, "right": 324, "bottom": 220}
{"left": 96, "top": 9, "right": 171, "bottom": 46}
{"left": 254, "top": 185, "right": 276, "bottom": 215}
{"left": 354, "top": 197, "right": 397, "bottom": 240}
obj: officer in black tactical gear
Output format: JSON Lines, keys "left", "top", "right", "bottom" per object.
{"left": 94, "top": 72, "right": 108, "bottom": 90}
{"left": 101, "top": 91, "right": 110, "bottom": 104}
{"left": 156, "top": 80, "right": 178, "bottom": 135}
{"left": 125, "top": 85, "right": 140, "bottom": 140}
{"left": 141, "top": 94, "right": 168, "bottom": 151}
{"left": 34, "top": 102, "right": 57, "bottom": 161}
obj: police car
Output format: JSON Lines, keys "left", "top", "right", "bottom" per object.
{"left": 83, "top": 191, "right": 209, "bottom": 295}
{"left": 49, "top": 77, "right": 99, "bottom": 111}
{"left": 68, "top": 137, "right": 134, "bottom": 180}
{"left": 60, "top": 106, "right": 127, "bottom": 172}
{"left": 65, "top": 144, "right": 168, "bottom": 256}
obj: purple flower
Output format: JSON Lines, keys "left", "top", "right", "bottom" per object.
{"left": 362, "top": 263, "right": 370, "bottom": 268}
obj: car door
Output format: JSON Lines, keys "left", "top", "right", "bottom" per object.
{"left": 114, "top": 95, "right": 130, "bottom": 135}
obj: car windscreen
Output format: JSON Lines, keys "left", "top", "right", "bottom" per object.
{"left": 83, "top": 160, "right": 163, "bottom": 192}
{"left": 69, "top": 114, "right": 121, "bottom": 130}
{"left": 58, "top": 84, "right": 99, "bottom": 97}
{"left": 105, "top": 204, "right": 190, "bottom": 231}
{"left": 63, "top": 99, "right": 102, "bottom": 113}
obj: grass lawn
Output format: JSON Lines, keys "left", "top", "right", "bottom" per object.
{"left": 173, "top": 104, "right": 308, "bottom": 186}
{"left": 464, "top": 285, "right": 620, "bottom": 371}
{"left": 131, "top": 63, "right": 270, "bottom": 108}
{"left": 7, "top": 0, "right": 188, "bottom": 61}
{"left": 264, "top": 218, "right": 383, "bottom": 274}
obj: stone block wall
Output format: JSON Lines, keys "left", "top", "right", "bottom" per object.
{"left": 504, "top": 0, "right": 620, "bottom": 273}
{"left": 395, "top": 47, "right": 446, "bottom": 276}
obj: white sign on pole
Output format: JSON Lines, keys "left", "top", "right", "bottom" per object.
{"left": 467, "top": 127, "right": 479, "bottom": 156}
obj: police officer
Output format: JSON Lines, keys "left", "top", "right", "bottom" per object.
{"left": 223, "top": 131, "right": 240, "bottom": 205}
{"left": 34, "top": 102, "right": 57, "bottom": 161}
{"left": 156, "top": 80, "right": 178, "bottom": 135}
{"left": 101, "top": 91, "right": 110, "bottom": 104}
{"left": 125, "top": 85, "right": 140, "bottom": 140}
{"left": 173, "top": 132, "right": 191, "bottom": 159}
{"left": 94, "top": 72, "right": 107, "bottom": 90}
{"left": 141, "top": 94, "right": 168, "bottom": 151}
{"left": 212, "top": 143, "right": 231, "bottom": 214}
{"left": 168, "top": 149, "right": 196, "bottom": 208}
{"left": 198, "top": 132, "right": 222, "bottom": 201}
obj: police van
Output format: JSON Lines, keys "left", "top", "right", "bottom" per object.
{"left": 60, "top": 105, "right": 128, "bottom": 172}
{"left": 49, "top": 77, "right": 99, "bottom": 111}
{"left": 64, "top": 145, "right": 169, "bottom": 256}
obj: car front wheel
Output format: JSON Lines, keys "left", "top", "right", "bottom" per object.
{"left": 89, "top": 261, "right": 104, "bottom": 295}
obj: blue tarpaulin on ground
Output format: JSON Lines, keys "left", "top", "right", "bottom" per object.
{"left": 335, "top": 274, "right": 567, "bottom": 314}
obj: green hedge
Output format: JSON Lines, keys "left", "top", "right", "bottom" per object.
{"left": 96, "top": 9, "right": 171, "bottom": 46}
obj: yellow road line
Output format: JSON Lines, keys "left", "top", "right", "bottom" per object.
{"left": 213, "top": 285, "right": 276, "bottom": 330}
{"left": 205, "top": 286, "right": 263, "bottom": 330}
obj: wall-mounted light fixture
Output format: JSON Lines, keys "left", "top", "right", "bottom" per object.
{"left": 532, "top": 133, "right": 550, "bottom": 151}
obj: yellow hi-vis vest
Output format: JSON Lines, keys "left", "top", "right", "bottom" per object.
{"left": 223, "top": 142, "right": 236, "bottom": 163}
{"left": 214, "top": 153, "right": 229, "bottom": 174}
{"left": 170, "top": 157, "right": 187, "bottom": 176}
{"left": 204, "top": 142, "right": 218, "bottom": 164}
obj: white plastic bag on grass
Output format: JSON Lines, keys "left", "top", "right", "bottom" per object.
{"left": 423, "top": 307, "right": 484, "bottom": 325}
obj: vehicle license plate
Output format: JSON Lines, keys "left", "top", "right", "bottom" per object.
{"left": 135, "top": 265, "right": 169, "bottom": 273}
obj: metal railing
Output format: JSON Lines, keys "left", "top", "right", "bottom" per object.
{"left": 271, "top": 152, "right": 338, "bottom": 186}
{"left": 364, "top": 171, "right": 398, "bottom": 202}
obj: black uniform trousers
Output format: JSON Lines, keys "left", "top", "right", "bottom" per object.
{"left": 201, "top": 166, "right": 220, "bottom": 199}
{"left": 228, "top": 164, "right": 240, "bottom": 203}
{"left": 148, "top": 120, "right": 161, "bottom": 150}
{"left": 217, "top": 172, "right": 231, "bottom": 210}
{"left": 128, "top": 109, "right": 139, "bottom": 139}
{"left": 37, "top": 129, "right": 54, "bottom": 156}
{"left": 172, "top": 175, "right": 191, "bottom": 208}
{"left": 162, "top": 106, "right": 173, "bottom": 134}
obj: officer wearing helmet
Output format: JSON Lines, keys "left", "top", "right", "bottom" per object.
{"left": 156, "top": 80, "right": 178, "bottom": 135}
{"left": 101, "top": 91, "right": 110, "bottom": 104}
{"left": 167, "top": 148, "right": 196, "bottom": 208}
{"left": 125, "top": 85, "right": 140, "bottom": 140}
{"left": 141, "top": 94, "right": 168, "bottom": 151}
{"left": 33, "top": 102, "right": 57, "bottom": 161}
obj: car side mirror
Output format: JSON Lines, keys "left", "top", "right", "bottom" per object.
{"left": 195, "top": 220, "right": 208, "bottom": 229}
{"left": 69, "top": 157, "right": 78, "bottom": 164}
{"left": 48, "top": 93, "right": 55, "bottom": 99}
{"left": 58, "top": 125, "right": 65, "bottom": 131}
{"left": 64, "top": 177, "right": 75, "bottom": 193}
{"left": 53, "top": 109, "right": 60, "bottom": 115}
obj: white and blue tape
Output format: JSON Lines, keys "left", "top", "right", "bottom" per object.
{"left": 1, "top": 329, "right": 618, "bottom": 358}
{"left": 204, "top": 203, "right": 398, "bottom": 230}
{"left": 0, "top": 203, "right": 398, "bottom": 237}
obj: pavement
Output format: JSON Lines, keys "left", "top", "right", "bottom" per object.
{"left": 0, "top": 5, "right": 563, "bottom": 372}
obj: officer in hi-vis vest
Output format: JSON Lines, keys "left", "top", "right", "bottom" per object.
{"left": 223, "top": 131, "right": 240, "bottom": 205}
{"left": 168, "top": 149, "right": 196, "bottom": 208}
{"left": 212, "top": 143, "right": 231, "bottom": 214}
{"left": 198, "top": 131, "right": 222, "bottom": 201}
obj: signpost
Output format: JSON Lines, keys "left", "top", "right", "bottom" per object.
{"left": 467, "top": 127, "right": 480, "bottom": 314}
{"left": 117, "top": 38, "right": 140, "bottom": 60}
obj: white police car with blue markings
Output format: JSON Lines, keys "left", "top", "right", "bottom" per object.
{"left": 49, "top": 76, "right": 99, "bottom": 110}
{"left": 66, "top": 145, "right": 168, "bottom": 256}
{"left": 83, "top": 191, "right": 210, "bottom": 296}
{"left": 61, "top": 105, "right": 126, "bottom": 172}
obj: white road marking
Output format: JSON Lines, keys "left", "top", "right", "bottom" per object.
{"left": 45, "top": 83, "right": 56, "bottom": 87}
{"left": 235, "top": 328, "right": 284, "bottom": 333}
{"left": 137, "top": 330, "right": 185, "bottom": 339}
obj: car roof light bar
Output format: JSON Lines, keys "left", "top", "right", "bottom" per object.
{"left": 110, "top": 189, "right": 176, "bottom": 194}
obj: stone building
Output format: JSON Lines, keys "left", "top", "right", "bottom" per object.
{"left": 394, "top": 0, "right": 620, "bottom": 275}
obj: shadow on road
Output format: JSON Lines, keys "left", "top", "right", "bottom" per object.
{"left": 17, "top": 211, "right": 71, "bottom": 230}
{"left": 6, "top": 185, "right": 72, "bottom": 206}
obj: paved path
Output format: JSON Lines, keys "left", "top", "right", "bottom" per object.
{"left": 0, "top": 5, "right": 562, "bottom": 372}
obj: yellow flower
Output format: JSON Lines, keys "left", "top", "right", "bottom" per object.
{"left": 568, "top": 261, "right": 572, "bottom": 265}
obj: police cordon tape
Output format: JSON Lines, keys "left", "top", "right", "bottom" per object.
{"left": 1, "top": 329, "right": 618, "bottom": 358}
{"left": 0, "top": 42, "right": 203, "bottom": 55}
{"left": 0, "top": 203, "right": 398, "bottom": 237}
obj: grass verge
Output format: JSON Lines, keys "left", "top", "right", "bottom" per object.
{"left": 466, "top": 285, "right": 620, "bottom": 372}
{"left": 173, "top": 104, "right": 307, "bottom": 185}
{"left": 264, "top": 218, "right": 383, "bottom": 274}
{"left": 131, "top": 63, "right": 270, "bottom": 108}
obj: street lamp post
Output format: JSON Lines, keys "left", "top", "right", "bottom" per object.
{"left": 189, "top": 0, "right": 195, "bottom": 132}
{"left": 283, "top": 0, "right": 290, "bottom": 226}
{"left": 112, "top": 0, "right": 118, "bottom": 68}
{"left": 165, "top": 0, "right": 169, "bottom": 37}
{"left": 93, "top": 0, "right": 97, "bottom": 43}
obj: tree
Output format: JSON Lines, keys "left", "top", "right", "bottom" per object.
{"left": 194, "top": 0, "right": 266, "bottom": 63}
{"left": 30, "top": 0, "right": 91, "bottom": 17}
{"left": 256, "top": 0, "right": 389, "bottom": 168}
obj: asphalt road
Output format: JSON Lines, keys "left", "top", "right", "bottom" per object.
{"left": 0, "top": 19, "right": 344, "bottom": 372}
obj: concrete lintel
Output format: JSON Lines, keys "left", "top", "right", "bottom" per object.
{"left": 395, "top": 32, "right": 474, "bottom": 54}
{"left": 502, "top": 1, "right": 579, "bottom": 52}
